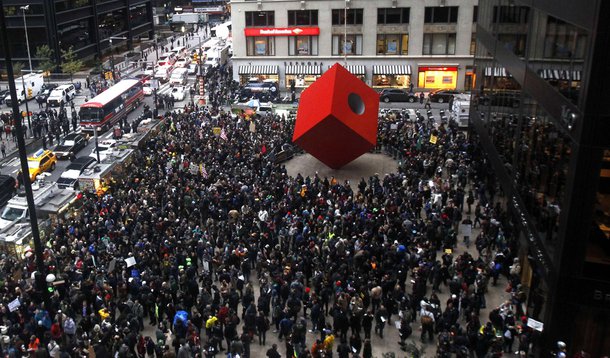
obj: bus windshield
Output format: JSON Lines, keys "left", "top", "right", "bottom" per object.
{"left": 79, "top": 107, "right": 103, "bottom": 122}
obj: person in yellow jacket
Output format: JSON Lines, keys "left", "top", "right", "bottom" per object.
{"left": 98, "top": 307, "right": 110, "bottom": 321}
{"left": 323, "top": 333, "right": 335, "bottom": 355}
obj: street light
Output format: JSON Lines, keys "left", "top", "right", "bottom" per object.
{"left": 20, "top": 5, "right": 32, "bottom": 137}
{"left": 108, "top": 36, "right": 127, "bottom": 82}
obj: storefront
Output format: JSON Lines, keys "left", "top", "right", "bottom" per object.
{"left": 417, "top": 65, "right": 458, "bottom": 89}
{"left": 285, "top": 64, "right": 322, "bottom": 89}
{"left": 238, "top": 65, "right": 279, "bottom": 85}
{"left": 372, "top": 65, "right": 412, "bottom": 89}
{"left": 538, "top": 68, "right": 582, "bottom": 103}
{"left": 483, "top": 67, "right": 519, "bottom": 90}
{"left": 328, "top": 64, "right": 366, "bottom": 82}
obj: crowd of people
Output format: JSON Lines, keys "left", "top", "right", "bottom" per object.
{"left": 0, "top": 64, "right": 545, "bottom": 358}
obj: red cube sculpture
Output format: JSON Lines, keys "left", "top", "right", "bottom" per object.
{"left": 292, "top": 63, "right": 379, "bottom": 169}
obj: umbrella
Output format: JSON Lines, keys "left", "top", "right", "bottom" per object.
{"left": 173, "top": 311, "right": 188, "bottom": 327}
{"left": 245, "top": 99, "right": 260, "bottom": 108}
{"left": 397, "top": 245, "right": 406, "bottom": 253}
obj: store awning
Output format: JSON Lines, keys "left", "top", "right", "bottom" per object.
{"left": 285, "top": 65, "right": 322, "bottom": 75}
{"left": 238, "top": 65, "right": 279, "bottom": 75}
{"left": 484, "top": 67, "right": 510, "bottom": 77}
{"left": 372, "top": 65, "right": 411, "bottom": 75}
{"left": 328, "top": 64, "right": 366, "bottom": 75}
{"left": 538, "top": 69, "right": 582, "bottom": 81}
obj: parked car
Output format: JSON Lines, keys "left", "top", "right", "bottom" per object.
{"left": 57, "top": 156, "right": 96, "bottom": 189}
{"left": 479, "top": 92, "right": 521, "bottom": 107}
{"left": 379, "top": 89, "right": 417, "bottom": 103}
{"left": 171, "top": 86, "right": 187, "bottom": 101}
{"left": 0, "top": 89, "right": 9, "bottom": 105}
{"left": 47, "top": 84, "right": 76, "bottom": 107}
{"left": 428, "top": 89, "right": 461, "bottom": 103}
{"left": 54, "top": 133, "right": 89, "bottom": 160}
{"left": 0, "top": 175, "right": 16, "bottom": 208}
{"left": 144, "top": 64, "right": 158, "bottom": 76}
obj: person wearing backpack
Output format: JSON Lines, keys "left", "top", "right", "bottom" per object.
{"left": 420, "top": 302, "right": 435, "bottom": 343}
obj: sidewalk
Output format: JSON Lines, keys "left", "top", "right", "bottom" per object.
{"left": 0, "top": 135, "right": 40, "bottom": 169}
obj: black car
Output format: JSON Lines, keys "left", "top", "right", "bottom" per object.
{"left": 36, "top": 84, "right": 58, "bottom": 105}
{"left": 57, "top": 156, "right": 96, "bottom": 189}
{"left": 54, "top": 133, "right": 89, "bottom": 160}
{"left": 428, "top": 89, "right": 461, "bottom": 103}
{"left": 0, "top": 175, "right": 16, "bottom": 207}
{"left": 0, "top": 89, "right": 9, "bottom": 105}
{"left": 479, "top": 92, "right": 521, "bottom": 108}
{"left": 379, "top": 89, "right": 417, "bottom": 103}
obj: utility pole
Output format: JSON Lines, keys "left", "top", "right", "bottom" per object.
{"left": 0, "top": 1, "right": 48, "bottom": 308}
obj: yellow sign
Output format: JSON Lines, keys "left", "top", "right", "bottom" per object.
{"left": 429, "top": 135, "right": 438, "bottom": 144}
{"left": 444, "top": 249, "right": 453, "bottom": 254}
{"left": 212, "top": 127, "right": 221, "bottom": 135}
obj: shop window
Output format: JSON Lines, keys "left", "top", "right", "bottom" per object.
{"left": 498, "top": 33, "right": 527, "bottom": 57}
{"left": 285, "top": 74, "right": 321, "bottom": 89}
{"left": 417, "top": 66, "right": 458, "bottom": 89}
{"left": 424, "top": 6, "right": 459, "bottom": 24}
{"left": 423, "top": 33, "right": 456, "bottom": 55}
{"left": 331, "top": 9, "right": 363, "bottom": 25}
{"left": 376, "top": 34, "right": 408, "bottom": 55}
{"left": 492, "top": 6, "right": 529, "bottom": 24}
{"left": 543, "top": 16, "right": 587, "bottom": 59}
{"left": 332, "top": 34, "right": 363, "bottom": 55}
{"left": 587, "top": 149, "right": 610, "bottom": 281}
{"left": 377, "top": 8, "right": 410, "bottom": 24}
{"left": 288, "top": 36, "right": 319, "bottom": 56}
{"left": 287, "top": 10, "right": 318, "bottom": 26}
{"left": 372, "top": 75, "right": 411, "bottom": 89}
{"left": 246, "top": 37, "right": 275, "bottom": 56}
{"left": 245, "top": 11, "right": 275, "bottom": 27}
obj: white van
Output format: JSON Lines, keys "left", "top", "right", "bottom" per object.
{"left": 170, "top": 46, "right": 187, "bottom": 59}
{"left": 154, "top": 65, "right": 173, "bottom": 82}
{"left": 47, "top": 84, "right": 76, "bottom": 107}
{"left": 157, "top": 52, "right": 176, "bottom": 67}
{"left": 169, "top": 67, "right": 188, "bottom": 85}
{"left": 4, "top": 73, "right": 44, "bottom": 106}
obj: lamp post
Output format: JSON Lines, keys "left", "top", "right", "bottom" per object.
{"left": 20, "top": 5, "right": 32, "bottom": 137}
{"left": 152, "top": 35, "right": 160, "bottom": 118}
{"left": 0, "top": 2, "right": 49, "bottom": 309}
{"left": 108, "top": 36, "right": 127, "bottom": 82}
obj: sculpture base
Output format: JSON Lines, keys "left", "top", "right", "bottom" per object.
{"left": 284, "top": 152, "right": 399, "bottom": 189}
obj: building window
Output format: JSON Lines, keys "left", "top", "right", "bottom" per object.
{"left": 377, "top": 8, "right": 410, "bottom": 24}
{"left": 129, "top": 4, "right": 150, "bottom": 28}
{"left": 246, "top": 37, "right": 275, "bottom": 56}
{"left": 492, "top": 6, "right": 529, "bottom": 24}
{"left": 498, "top": 33, "right": 527, "bottom": 57}
{"left": 288, "top": 36, "right": 319, "bottom": 56}
{"left": 56, "top": 0, "right": 91, "bottom": 12}
{"left": 98, "top": 10, "right": 127, "bottom": 41}
{"left": 543, "top": 16, "right": 587, "bottom": 59}
{"left": 377, "top": 34, "right": 408, "bottom": 55}
{"left": 470, "top": 33, "right": 476, "bottom": 55}
{"left": 473, "top": 6, "right": 478, "bottom": 23}
{"left": 58, "top": 18, "right": 96, "bottom": 50}
{"left": 332, "top": 34, "right": 363, "bottom": 55}
{"left": 245, "top": 11, "right": 275, "bottom": 27}
{"left": 287, "top": 10, "right": 318, "bottom": 26}
{"left": 424, "top": 6, "right": 459, "bottom": 23}
{"left": 423, "top": 33, "right": 456, "bottom": 55}
{"left": 331, "top": 9, "right": 364, "bottom": 25}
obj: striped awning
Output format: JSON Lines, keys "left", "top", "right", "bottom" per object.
{"left": 484, "top": 67, "right": 509, "bottom": 77}
{"left": 328, "top": 64, "right": 366, "bottom": 75}
{"left": 238, "top": 65, "right": 279, "bottom": 75}
{"left": 372, "top": 65, "right": 411, "bottom": 75}
{"left": 538, "top": 69, "right": 582, "bottom": 81}
{"left": 285, "top": 65, "right": 322, "bottom": 75}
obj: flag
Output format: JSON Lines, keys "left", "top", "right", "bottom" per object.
{"left": 199, "top": 164, "right": 208, "bottom": 179}
{"left": 220, "top": 128, "right": 228, "bottom": 141}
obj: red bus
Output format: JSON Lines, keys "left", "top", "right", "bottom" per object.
{"left": 79, "top": 79, "right": 143, "bottom": 133}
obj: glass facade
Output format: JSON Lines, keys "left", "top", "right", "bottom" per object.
{"left": 58, "top": 18, "right": 97, "bottom": 51}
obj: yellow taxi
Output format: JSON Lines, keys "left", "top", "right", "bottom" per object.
{"left": 25, "top": 149, "right": 57, "bottom": 182}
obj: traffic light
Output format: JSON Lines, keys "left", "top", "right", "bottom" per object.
{"left": 193, "top": 53, "right": 199, "bottom": 62}
{"left": 27, "top": 88, "right": 32, "bottom": 98}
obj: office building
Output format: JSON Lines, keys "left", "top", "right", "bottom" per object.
{"left": 472, "top": 0, "right": 609, "bottom": 355}
{"left": 0, "top": 0, "right": 154, "bottom": 70}
{"left": 231, "top": 0, "right": 478, "bottom": 91}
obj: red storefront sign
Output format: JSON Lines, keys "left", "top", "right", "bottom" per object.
{"left": 244, "top": 27, "right": 320, "bottom": 37}
{"left": 419, "top": 66, "right": 458, "bottom": 72}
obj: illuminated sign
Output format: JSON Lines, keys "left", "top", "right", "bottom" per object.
{"left": 244, "top": 27, "right": 320, "bottom": 37}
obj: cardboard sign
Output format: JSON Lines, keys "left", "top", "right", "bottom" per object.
{"left": 212, "top": 127, "right": 221, "bottom": 135}
{"left": 429, "top": 135, "right": 438, "bottom": 144}
{"left": 249, "top": 121, "right": 256, "bottom": 133}
{"left": 526, "top": 317, "right": 544, "bottom": 332}
{"left": 125, "top": 257, "right": 136, "bottom": 268}
{"left": 8, "top": 298, "right": 20, "bottom": 312}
